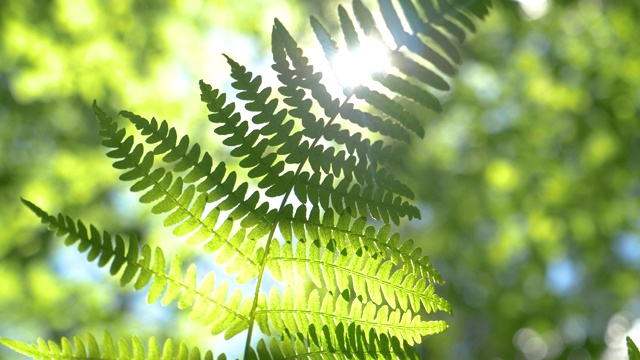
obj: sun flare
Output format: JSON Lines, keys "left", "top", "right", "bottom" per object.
{"left": 332, "top": 38, "right": 390, "bottom": 87}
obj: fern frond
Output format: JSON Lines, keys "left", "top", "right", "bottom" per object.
{"left": 313, "top": 0, "right": 491, "bottom": 117}
{"left": 119, "top": 107, "right": 275, "bottom": 234}
{"left": 273, "top": 19, "right": 414, "bottom": 161}
{"left": 1, "top": 329, "right": 417, "bottom": 360}
{"left": 278, "top": 19, "right": 412, "bottom": 143}
{"left": 193, "top": 25, "right": 420, "bottom": 235}
{"left": 118, "top": 108, "right": 275, "bottom": 241}
{"left": 95, "top": 103, "right": 269, "bottom": 283}
{"left": 629, "top": 337, "right": 640, "bottom": 360}
{"left": 14, "top": 0, "right": 494, "bottom": 358}
{"left": 292, "top": 170, "right": 420, "bottom": 225}
{"left": 267, "top": 238, "right": 449, "bottom": 314}
{"left": 257, "top": 287, "right": 448, "bottom": 346}
{"left": 199, "top": 67, "right": 294, "bottom": 199}
{"left": 276, "top": 204, "right": 441, "bottom": 284}
{"left": 356, "top": 84, "right": 427, "bottom": 134}
{"left": 21, "top": 199, "right": 251, "bottom": 339}
{"left": 0, "top": 333, "right": 214, "bottom": 360}
{"left": 271, "top": 22, "right": 419, "bottom": 225}
{"left": 246, "top": 323, "right": 419, "bottom": 359}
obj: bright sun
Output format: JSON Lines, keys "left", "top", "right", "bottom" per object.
{"left": 332, "top": 38, "right": 390, "bottom": 87}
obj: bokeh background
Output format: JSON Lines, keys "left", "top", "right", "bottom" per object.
{"left": 1, "top": 0, "right": 639, "bottom": 359}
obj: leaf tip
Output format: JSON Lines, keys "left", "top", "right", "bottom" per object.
{"left": 20, "top": 197, "right": 40, "bottom": 214}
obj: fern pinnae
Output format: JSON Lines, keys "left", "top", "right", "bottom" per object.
{"left": 371, "top": 72, "right": 443, "bottom": 112}
{"left": 351, "top": 0, "right": 383, "bottom": 41}
{"left": 332, "top": 18, "right": 413, "bottom": 147}
{"left": 272, "top": 21, "right": 419, "bottom": 226}
{"left": 0, "top": 333, "right": 215, "bottom": 360}
{"left": 246, "top": 9, "right": 456, "bottom": 350}
{"left": 629, "top": 337, "right": 640, "bottom": 360}
{"left": 237, "top": 17, "right": 385, "bottom": 354}
{"left": 273, "top": 26, "right": 417, "bottom": 222}
{"left": 256, "top": 287, "right": 448, "bottom": 346}
{"left": 311, "top": 17, "right": 410, "bottom": 142}
{"left": 293, "top": 171, "right": 420, "bottom": 224}
{"left": 353, "top": 85, "right": 427, "bottom": 136}
{"left": 266, "top": 236, "right": 448, "bottom": 314}
{"left": 380, "top": 0, "right": 461, "bottom": 64}
{"left": 21, "top": 199, "right": 252, "bottom": 339}
{"left": 100, "top": 105, "right": 274, "bottom": 283}
{"left": 338, "top": 102, "right": 414, "bottom": 142}
{"left": 218, "top": 56, "right": 296, "bottom": 197}
{"left": 272, "top": 21, "right": 404, "bottom": 163}
{"left": 324, "top": 0, "right": 491, "bottom": 123}
{"left": 241, "top": 31, "right": 355, "bottom": 357}
{"left": 197, "top": 83, "right": 280, "bottom": 234}
{"left": 417, "top": 0, "right": 487, "bottom": 40}
{"left": 277, "top": 204, "right": 441, "bottom": 284}
{"left": 390, "top": 50, "right": 451, "bottom": 91}
{"left": 273, "top": 18, "right": 406, "bottom": 172}
{"left": 249, "top": 324, "right": 419, "bottom": 360}
{"left": 121, "top": 106, "right": 274, "bottom": 239}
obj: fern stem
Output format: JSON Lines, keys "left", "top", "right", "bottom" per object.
{"left": 243, "top": 33, "right": 410, "bottom": 356}
{"left": 243, "top": 91, "right": 355, "bottom": 356}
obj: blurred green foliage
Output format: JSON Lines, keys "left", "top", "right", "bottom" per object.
{"left": 1, "top": 0, "right": 638, "bottom": 359}
{"left": 402, "top": 1, "right": 640, "bottom": 358}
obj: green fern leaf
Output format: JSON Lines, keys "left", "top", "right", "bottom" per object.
{"left": 389, "top": 51, "right": 450, "bottom": 91}
{"left": 276, "top": 18, "right": 413, "bottom": 144}
{"left": 629, "top": 337, "right": 640, "bottom": 360}
{"left": 21, "top": 199, "right": 251, "bottom": 339}
{"left": 267, "top": 238, "right": 449, "bottom": 314}
{"left": 11, "top": 0, "right": 494, "bottom": 358}
{"left": 271, "top": 21, "right": 421, "bottom": 226}
{"left": 371, "top": 73, "right": 443, "bottom": 113}
{"left": 0, "top": 333, "right": 215, "bottom": 360}
{"left": 277, "top": 204, "right": 438, "bottom": 283}
{"left": 352, "top": 0, "right": 383, "bottom": 39}
{"left": 258, "top": 287, "right": 448, "bottom": 346}
{"left": 338, "top": 5, "right": 360, "bottom": 52}
{"left": 354, "top": 85, "right": 426, "bottom": 137}
{"left": 250, "top": 323, "right": 419, "bottom": 359}
{"left": 310, "top": 0, "right": 492, "bottom": 133}
{"left": 97, "top": 103, "right": 269, "bottom": 283}
{"left": 199, "top": 79, "right": 294, "bottom": 199}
